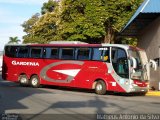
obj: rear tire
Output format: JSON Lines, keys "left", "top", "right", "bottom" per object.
{"left": 95, "top": 80, "right": 106, "bottom": 95}
{"left": 30, "top": 75, "right": 40, "bottom": 88}
{"left": 19, "top": 75, "right": 29, "bottom": 86}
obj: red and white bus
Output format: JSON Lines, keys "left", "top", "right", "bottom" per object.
{"left": 2, "top": 43, "right": 156, "bottom": 95}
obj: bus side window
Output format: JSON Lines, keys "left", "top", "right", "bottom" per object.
{"left": 51, "top": 48, "right": 59, "bottom": 59}
{"left": 17, "top": 47, "right": 29, "bottom": 58}
{"left": 77, "top": 48, "right": 90, "bottom": 60}
{"left": 61, "top": 48, "right": 74, "bottom": 60}
{"left": 5, "top": 46, "right": 18, "bottom": 58}
{"left": 92, "top": 48, "right": 102, "bottom": 61}
{"left": 44, "top": 48, "right": 59, "bottom": 59}
{"left": 30, "top": 48, "right": 43, "bottom": 58}
{"left": 102, "top": 48, "right": 110, "bottom": 62}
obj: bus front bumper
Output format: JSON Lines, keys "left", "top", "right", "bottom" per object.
{"left": 129, "top": 86, "right": 149, "bottom": 93}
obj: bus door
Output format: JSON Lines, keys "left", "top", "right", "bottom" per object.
{"left": 110, "top": 47, "right": 129, "bottom": 91}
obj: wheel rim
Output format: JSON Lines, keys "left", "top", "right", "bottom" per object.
{"left": 20, "top": 78, "right": 27, "bottom": 83}
{"left": 32, "top": 78, "right": 38, "bottom": 86}
{"left": 96, "top": 84, "right": 103, "bottom": 91}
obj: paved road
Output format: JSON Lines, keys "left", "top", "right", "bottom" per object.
{"left": 0, "top": 74, "right": 160, "bottom": 119}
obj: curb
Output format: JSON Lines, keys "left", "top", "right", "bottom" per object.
{"left": 146, "top": 91, "right": 160, "bottom": 96}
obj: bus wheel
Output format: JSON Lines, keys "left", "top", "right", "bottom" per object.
{"left": 30, "top": 75, "right": 40, "bottom": 88}
{"left": 19, "top": 75, "right": 29, "bottom": 86}
{"left": 95, "top": 80, "right": 106, "bottom": 95}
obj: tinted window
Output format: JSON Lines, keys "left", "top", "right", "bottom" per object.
{"left": 5, "top": 46, "right": 18, "bottom": 57}
{"left": 111, "top": 47, "right": 129, "bottom": 78}
{"left": 61, "top": 48, "right": 74, "bottom": 59}
{"left": 77, "top": 48, "right": 90, "bottom": 60}
{"left": 30, "top": 48, "right": 42, "bottom": 58}
{"left": 92, "top": 48, "right": 103, "bottom": 61}
{"left": 51, "top": 48, "right": 59, "bottom": 59}
{"left": 44, "top": 48, "right": 59, "bottom": 59}
{"left": 103, "top": 48, "right": 110, "bottom": 62}
{"left": 17, "top": 47, "right": 29, "bottom": 58}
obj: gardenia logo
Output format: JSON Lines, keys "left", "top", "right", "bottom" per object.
{"left": 12, "top": 60, "right": 39, "bottom": 66}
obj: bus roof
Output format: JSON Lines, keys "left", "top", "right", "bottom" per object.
{"left": 30, "top": 43, "right": 131, "bottom": 50}
{"left": 29, "top": 44, "right": 102, "bottom": 47}
{"left": 5, "top": 43, "right": 142, "bottom": 51}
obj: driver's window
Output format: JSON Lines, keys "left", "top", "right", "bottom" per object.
{"left": 111, "top": 47, "right": 129, "bottom": 78}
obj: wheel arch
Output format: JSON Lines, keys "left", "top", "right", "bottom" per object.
{"left": 92, "top": 78, "right": 108, "bottom": 90}
{"left": 30, "top": 74, "right": 39, "bottom": 78}
{"left": 18, "top": 73, "right": 29, "bottom": 81}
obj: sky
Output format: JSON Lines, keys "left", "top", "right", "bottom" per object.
{"left": 0, "top": 0, "right": 48, "bottom": 51}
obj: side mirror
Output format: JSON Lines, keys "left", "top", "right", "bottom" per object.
{"left": 149, "top": 59, "right": 157, "bottom": 71}
{"left": 130, "top": 57, "right": 137, "bottom": 69}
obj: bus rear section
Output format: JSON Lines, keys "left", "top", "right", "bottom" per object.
{"left": 2, "top": 44, "right": 154, "bottom": 95}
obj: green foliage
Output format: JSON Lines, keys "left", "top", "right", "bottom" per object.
{"left": 22, "top": 1, "right": 60, "bottom": 44}
{"left": 8, "top": 36, "right": 20, "bottom": 44}
{"left": 22, "top": 0, "right": 143, "bottom": 45}
{"left": 41, "top": 0, "right": 58, "bottom": 15}
{"left": 31, "top": 12, "right": 59, "bottom": 43}
{"left": 118, "top": 37, "right": 138, "bottom": 46}
{"left": 57, "top": 0, "right": 107, "bottom": 43}
{"left": 22, "top": 13, "right": 40, "bottom": 33}
{"left": 23, "top": 35, "right": 44, "bottom": 44}
{"left": 22, "top": 13, "right": 40, "bottom": 43}
{"left": 104, "top": 0, "right": 143, "bottom": 43}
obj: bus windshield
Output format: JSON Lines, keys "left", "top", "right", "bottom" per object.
{"left": 129, "top": 49, "right": 149, "bottom": 81}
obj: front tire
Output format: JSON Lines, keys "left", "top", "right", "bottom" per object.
{"left": 30, "top": 75, "right": 40, "bottom": 88}
{"left": 19, "top": 75, "right": 29, "bottom": 86}
{"left": 95, "top": 80, "right": 106, "bottom": 95}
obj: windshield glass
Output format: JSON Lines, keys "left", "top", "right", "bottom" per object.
{"left": 129, "top": 49, "right": 149, "bottom": 80}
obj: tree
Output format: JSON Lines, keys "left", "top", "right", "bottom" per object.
{"left": 57, "top": 0, "right": 107, "bottom": 43}
{"left": 8, "top": 36, "right": 20, "bottom": 44}
{"left": 30, "top": 12, "right": 59, "bottom": 43}
{"left": 22, "top": 0, "right": 143, "bottom": 44}
{"left": 104, "top": 0, "right": 143, "bottom": 43}
{"left": 22, "top": 1, "right": 60, "bottom": 44}
{"left": 22, "top": 13, "right": 40, "bottom": 33}
{"left": 41, "top": 0, "right": 58, "bottom": 14}
{"left": 21, "top": 13, "right": 40, "bottom": 43}
{"left": 56, "top": 0, "right": 143, "bottom": 43}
